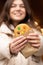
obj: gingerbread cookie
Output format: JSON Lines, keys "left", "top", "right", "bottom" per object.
{"left": 14, "top": 24, "right": 38, "bottom": 58}
{"left": 14, "top": 24, "right": 31, "bottom": 37}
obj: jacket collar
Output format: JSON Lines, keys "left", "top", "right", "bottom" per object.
{"left": 0, "top": 23, "right": 13, "bottom": 35}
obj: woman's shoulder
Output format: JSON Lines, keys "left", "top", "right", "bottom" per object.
{"left": 0, "top": 22, "right": 13, "bottom": 35}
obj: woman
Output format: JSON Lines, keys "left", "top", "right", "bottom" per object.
{"left": 0, "top": 0, "right": 43, "bottom": 65}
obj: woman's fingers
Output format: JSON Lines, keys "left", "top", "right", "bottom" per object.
{"left": 28, "top": 40, "right": 40, "bottom": 44}
{"left": 31, "top": 43, "right": 40, "bottom": 48}
{"left": 27, "top": 36, "right": 40, "bottom": 40}
{"left": 10, "top": 40, "right": 27, "bottom": 54}
{"left": 11, "top": 36, "right": 26, "bottom": 47}
{"left": 13, "top": 44, "right": 26, "bottom": 54}
{"left": 12, "top": 40, "right": 27, "bottom": 50}
{"left": 14, "top": 37, "right": 26, "bottom": 45}
{"left": 27, "top": 33, "right": 40, "bottom": 48}
{"left": 16, "top": 44, "right": 26, "bottom": 52}
{"left": 9, "top": 36, "right": 27, "bottom": 54}
{"left": 28, "top": 39, "right": 40, "bottom": 48}
{"left": 12, "top": 36, "right": 24, "bottom": 43}
{"left": 28, "top": 33, "right": 39, "bottom": 36}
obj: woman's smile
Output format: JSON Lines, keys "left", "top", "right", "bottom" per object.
{"left": 12, "top": 11, "right": 23, "bottom": 17}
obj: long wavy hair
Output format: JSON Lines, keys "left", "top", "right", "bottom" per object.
{"left": 0, "top": 0, "right": 35, "bottom": 29}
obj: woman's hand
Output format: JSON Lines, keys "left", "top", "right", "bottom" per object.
{"left": 9, "top": 36, "right": 27, "bottom": 55}
{"left": 27, "top": 33, "right": 40, "bottom": 48}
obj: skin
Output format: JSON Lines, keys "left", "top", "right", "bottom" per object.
{"left": 10, "top": 0, "right": 26, "bottom": 26}
{"left": 9, "top": 0, "right": 40, "bottom": 54}
{"left": 27, "top": 33, "right": 40, "bottom": 48}
{"left": 10, "top": 36, "right": 27, "bottom": 54}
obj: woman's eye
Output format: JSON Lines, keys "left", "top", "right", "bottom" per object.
{"left": 20, "top": 5, "right": 25, "bottom": 8}
{"left": 11, "top": 5, "right": 16, "bottom": 8}
{"left": 11, "top": 4, "right": 25, "bottom": 8}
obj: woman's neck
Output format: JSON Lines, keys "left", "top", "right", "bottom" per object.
{"left": 12, "top": 20, "right": 20, "bottom": 27}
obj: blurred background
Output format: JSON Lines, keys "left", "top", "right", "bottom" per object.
{"left": 0, "top": 0, "right": 43, "bottom": 35}
{"left": 28, "top": 0, "right": 43, "bottom": 35}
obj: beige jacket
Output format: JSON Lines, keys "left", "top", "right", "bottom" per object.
{"left": 0, "top": 23, "right": 43, "bottom": 65}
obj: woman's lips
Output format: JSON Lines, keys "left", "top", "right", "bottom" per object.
{"left": 14, "top": 13, "right": 22, "bottom": 16}
{"left": 12, "top": 11, "right": 23, "bottom": 15}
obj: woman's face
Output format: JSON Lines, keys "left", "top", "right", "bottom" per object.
{"left": 10, "top": 0, "right": 26, "bottom": 22}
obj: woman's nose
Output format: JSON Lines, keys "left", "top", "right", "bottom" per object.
{"left": 16, "top": 5, "right": 20, "bottom": 10}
